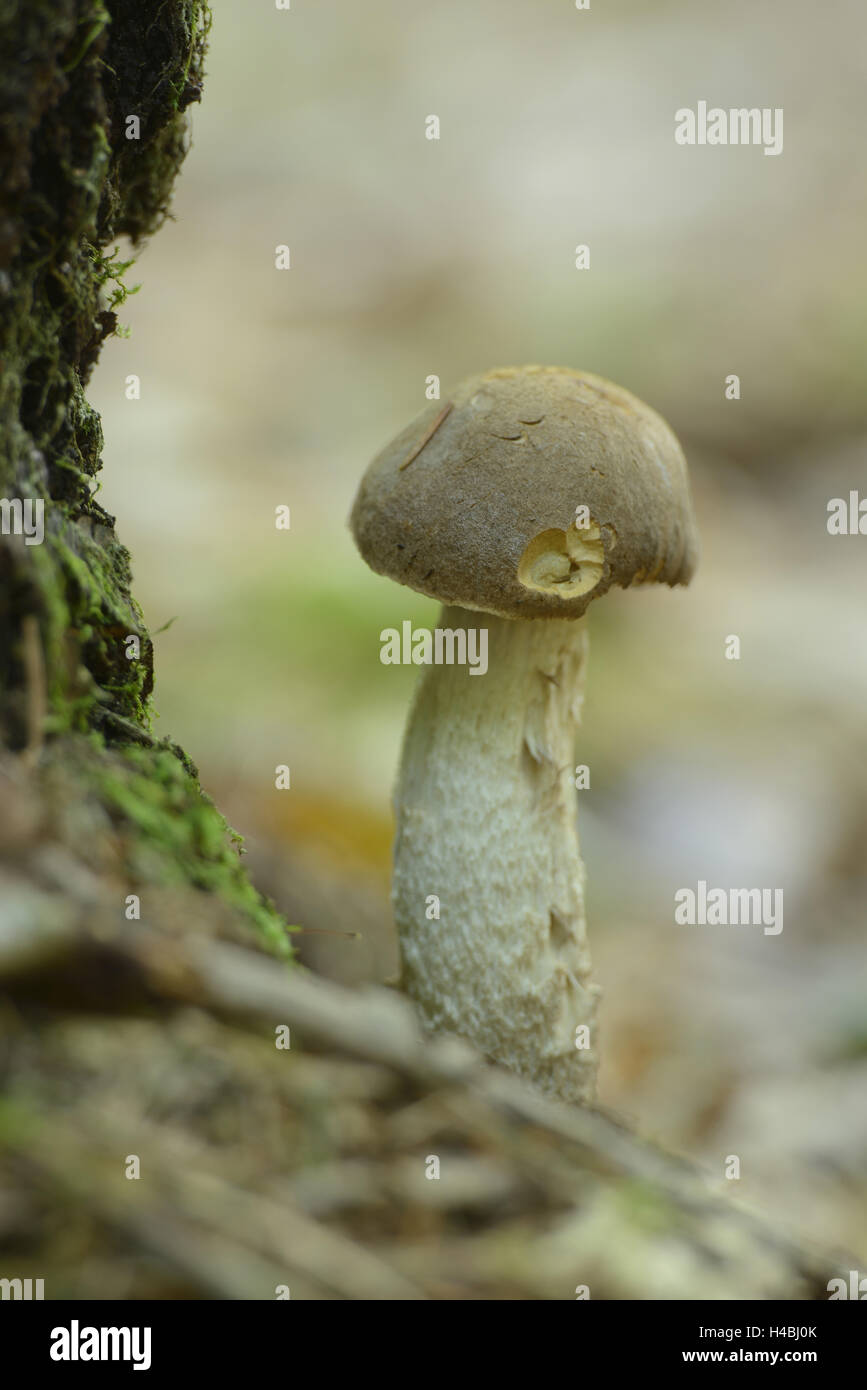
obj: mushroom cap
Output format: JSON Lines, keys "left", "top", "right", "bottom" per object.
{"left": 350, "top": 365, "right": 699, "bottom": 619}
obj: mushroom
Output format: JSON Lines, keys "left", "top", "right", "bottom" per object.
{"left": 350, "top": 366, "right": 698, "bottom": 1103}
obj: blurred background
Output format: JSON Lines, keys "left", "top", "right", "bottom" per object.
{"left": 90, "top": 0, "right": 867, "bottom": 1258}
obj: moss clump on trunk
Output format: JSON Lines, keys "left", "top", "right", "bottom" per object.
{"left": 0, "top": 1, "right": 290, "bottom": 955}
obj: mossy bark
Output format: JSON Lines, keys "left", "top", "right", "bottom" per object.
{"left": 0, "top": 0, "right": 290, "bottom": 955}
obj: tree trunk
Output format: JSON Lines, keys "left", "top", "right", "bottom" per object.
{"left": 0, "top": 0, "right": 288, "bottom": 954}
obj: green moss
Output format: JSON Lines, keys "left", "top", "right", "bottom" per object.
{"left": 71, "top": 737, "right": 294, "bottom": 958}
{"left": 61, "top": 5, "right": 110, "bottom": 75}
{"left": 0, "top": 2, "right": 213, "bottom": 745}
{"left": 0, "top": 3, "right": 290, "bottom": 959}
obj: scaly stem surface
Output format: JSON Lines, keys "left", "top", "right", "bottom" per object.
{"left": 394, "top": 604, "right": 599, "bottom": 1103}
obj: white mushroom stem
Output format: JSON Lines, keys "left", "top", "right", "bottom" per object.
{"left": 394, "top": 603, "right": 599, "bottom": 1104}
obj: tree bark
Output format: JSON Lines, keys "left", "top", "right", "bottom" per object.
{"left": 0, "top": 0, "right": 288, "bottom": 954}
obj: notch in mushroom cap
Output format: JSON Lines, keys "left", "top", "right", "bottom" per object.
{"left": 350, "top": 365, "right": 699, "bottom": 620}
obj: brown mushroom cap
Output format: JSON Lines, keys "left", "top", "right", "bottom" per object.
{"left": 350, "top": 365, "right": 699, "bottom": 619}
